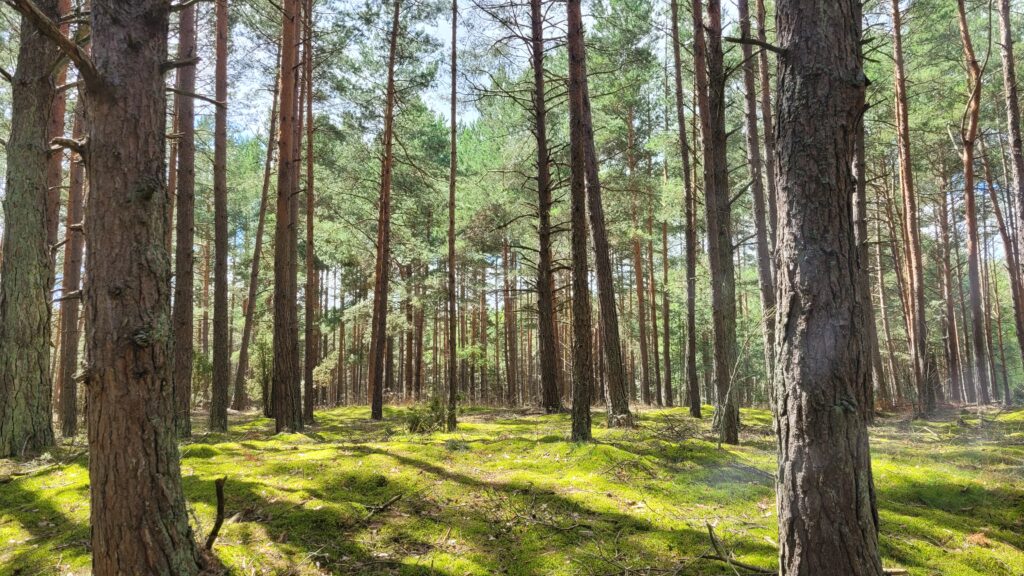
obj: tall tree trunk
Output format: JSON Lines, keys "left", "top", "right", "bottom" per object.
{"left": 891, "top": 0, "right": 929, "bottom": 414}
{"left": 698, "top": 0, "right": 738, "bottom": 444}
{"left": 956, "top": 0, "right": 991, "bottom": 405}
{"left": 234, "top": 64, "right": 280, "bottom": 411}
{"left": 446, "top": 0, "right": 459, "bottom": 431}
{"left": 530, "top": 0, "right": 562, "bottom": 415}
{"left": 648, "top": 220, "right": 662, "bottom": 406}
{"left": 210, "top": 0, "right": 230, "bottom": 432}
{"left": 57, "top": 99, "right": 86, "bottom": 439}
{"left": 739, "top": 0, "right": 776, "bottom": 390}
{"left": 502, "top": 238, "right": 519, "bottom": 405}
{"left": 368, "top": 0, "right": 401, "bottom": 421}
{"left": 997, "top": 0, "right": 1024, "bottom": 374}
{"left": 854, "top": 102, "right": 883, "bottom": 420}
{"left": 273, "top": 0, "right": 304, "bottom": 432}
{"left": 661, "top": 222, "right": 672, "bottom": 406}
{"left": 172, "top": 1, "right": 197, "bottom": 436}
{"left": 628, "top": 113, "right": 652, "bottom": 406}
{"left": 755, "top": 0, "right": 778, "bottom": 246}
{"left": 568, "top": 0, "right": 593, "bottom": 440}
{"left": 302, "top": 0, "right": 319, "bottom": 424}
{"left": 0, "top": 0, "right": 59, "bottom": 457}
{"left": 772, "top": 0, "right": 882, "bottom": 572}
{"left": 564, "top": 0, "right": 630, "bottom": 426}
{"left": 77, "top": 0, "right": 204, "bottom": 571}
{"left": 939, "top": 176, "right": 965, "bottom": 404}
{"left": 670, "top": 0, "right": 700, "bottom": 418}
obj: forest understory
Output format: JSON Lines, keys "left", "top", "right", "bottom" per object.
{"left": 2, "top": 405, "right": 1022, "bottom": 576}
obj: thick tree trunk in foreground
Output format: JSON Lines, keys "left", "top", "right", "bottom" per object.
{"left": 57, "top": 101, "right": 86, "bottom": 439}
{"left": 956, "top": 0, "right": 991, "bottom": 405}
{"left": 698, "top": 0, "right": 739, "bottom": 444}
{"left": 172, "top": 2, "right": 197, "bottom": 437}
{"left": 532, "top": 0, "right": 562, "bottom": 415}
{"left": 567, "top": 0, "right": 631, "bottom": 427}
{"left": 0, "top": 1, "right": 59, "bottom": 457}
{"left": 446, "top": 0, "right": 459, "bottom": 431}
{"left": 772, "top": 0, "right": 882, "bottom": 573}
{"left": 81, "top": 0, "right": 204, "bottom": 572}
{"left": 273, "top": 0, "right": 304, "bottom": 432}
{"left": 367, "top": 0, "right": 401, "bottom": 421}
{"left": 234, "top": 64, "right": 280, "bottom": 411}
{"left": 210, "top": 0, "right": 230, "bottom": 432}
{"left": 670, "top": 0, "right": 700, "bottom": 418}
{"left": 568, "top": 0, "right": 593, "bottom": 441}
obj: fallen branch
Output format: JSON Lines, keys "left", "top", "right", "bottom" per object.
{"left": 204, "top": 476, "right": 226, "bottom": 550}
{"left": 362, "top": 493, "right": 402, "bottom": 522}
{"left": 705, "top": 523, "right": 773, "bottom": 574}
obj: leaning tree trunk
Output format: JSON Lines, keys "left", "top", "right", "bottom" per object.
{"left": 234, "top": 62, "right": 280, "bottom": 411}
{"left": 210, "top": 0, "right": 230, "bottom": 432}
{"left": 368, "top": 0, "right": 401, "bottom": 421}
{"left": 172, "top": 1, "right": 197, "bottom": 437}
{"left": 772, "top": 0, "right": 883, "bottom": 573}
{"left": 273, "top": 0, "right": 304, "bottom": 432}
{"left": 568, "top": 0, "right": 593, "bottom": 441}
{"left": 0, "top": 0, "right": 59, "bottom": 457}
{"left": 957, "top": 0, "right": 991, "bottom": 405}
{"left": 670, "top": 0, "right": 700, "bottom": 418}
{"left": 65, "top": 0, "right": 205, "bottom": 571}
{"left": 566, "top": 0, "right": 632, "bottom": 427}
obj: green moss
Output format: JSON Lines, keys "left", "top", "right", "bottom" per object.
{"left": 2, "top": 406, "right": 1023, "bottom": 575}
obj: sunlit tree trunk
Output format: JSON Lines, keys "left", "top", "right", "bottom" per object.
{"left": 302, "top": 0, "right": 319, "bottom": 424}
{"left": 446, "top": 0, "right": 459, "bottom": 430}
{"left": 210, "top": 0, "right": 230, "bottom": 432}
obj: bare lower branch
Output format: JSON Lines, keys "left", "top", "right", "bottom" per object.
{"left": 6, "top": 0, "right": 100, "bottom": 86}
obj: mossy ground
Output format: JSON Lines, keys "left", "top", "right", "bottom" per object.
{"left": 1, "top": 405, "right": 1022, "bottom": 575}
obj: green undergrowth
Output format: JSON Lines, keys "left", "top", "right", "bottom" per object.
{"left": 1, "top": 405, "right": 1022, "bottom": 575}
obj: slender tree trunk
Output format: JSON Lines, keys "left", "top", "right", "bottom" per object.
{"left": 568, "top": 0, "right": 593, "bottom": 440}
{"left": 755, "top": 0, "right": 778, "bottom": 247}
{"left": 772, "top": 0, "right": 882, "bottom": 572}
{"left": 739, "top": 0, "right": 776, "bottom": 390}
{"left": 648, "top": 220, "right": 662, "bottom": 406}
{"left": 302, "top": 0, "right": 319, "bottom": 424}
{"left": 57, "top": 99, "right": 86, "bottom": 439}
{"left": 502, "top": 237, "right": 519, "bottom": 405}
{"left": 209, "top": 0, "right": 230, "bottom": 432}
{"left": 628, "top": 113, "right": 652, "bottom": 406}
{"left": 891, "top": 0, "right": 929, "bottom": 414}
{"left": 698, "top": 0, "right": 739, "bottom": 444}
{"left": 938, "top": 176, "right": 965, "bottom": 404}
{"left": 956, "top": 0, "right": 991, "bottom": 405}
{"left": 854, "top": 106, "right": 883, "bottom": 419}
{"left": 661, "top": 222, "right": 672, "bottom": 406}
{"left": 234, "top": 65, "right": 280, "bottom": 411}
{"left": 446, "top": 0, "right": 459, "bottom": 430}
{"left": 77, "top": 0, "right": 204, "bottom": 571}
{"left": 273, "top": 0, "right": 304, "bottom": 432}
{"left": 670, "top": 0, "right": 700, "bottom": 418}
{"left": 367, "top": 0, "right": 401, "bottom": 421}
{"left": 565, "top": 0, "right": 631, "bottom": 426}
{"left": 997, "top": 0, "right": 1024, "bottom": 381}
{"left": 0, "top": 0, "right": 60, "bottom": 457}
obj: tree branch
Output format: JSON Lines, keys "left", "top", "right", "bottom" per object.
{"left": 6, "top": 0, "right": 100, "bottom": 86}
{"left": 724, "top": 35, "right": 786, "bottom": 56}
{"left": 166, "top": 86, "right": 225, "bottom": 108}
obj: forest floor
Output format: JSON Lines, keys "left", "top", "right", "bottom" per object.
{"left": 1, "top": 405, "right": 1023, "bottom": 576}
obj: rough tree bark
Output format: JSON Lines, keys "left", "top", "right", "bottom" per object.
{"left": 172, "top": 1, "right": 197, "bottom": 437}
{"left": 210, "top": 0, "right": 230, "bottom": 432}
{"left": 568, "top": 0, "right": 593, "bottom": 441}
{"left": 772, "top": 0, "right": 883, "bottom": 572}
{"left": 0, "top": 0, "right": 59, "bottom": 457}
{"left": 303, "top": 0, "right": 319, "bottom": 424}
{"left": 273, "top": 0, "right": 304, "bottom": 432}
{"left": 76, "top": 0, "right": 205, "bottom": 571}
